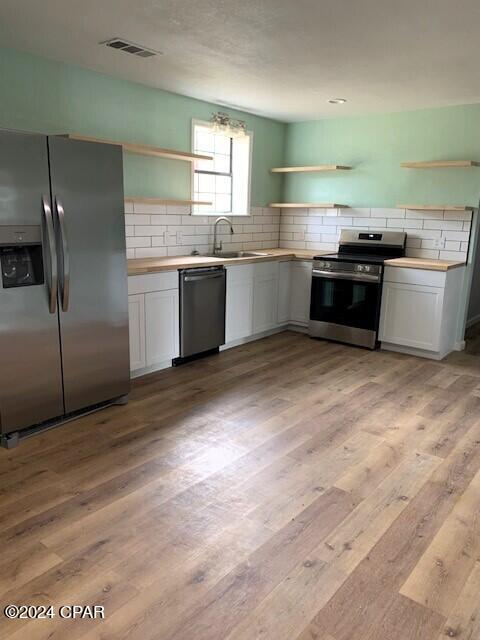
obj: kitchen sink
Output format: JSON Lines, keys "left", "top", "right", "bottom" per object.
{"left": 204, "top": 251, "right": 269, "bottom": 258}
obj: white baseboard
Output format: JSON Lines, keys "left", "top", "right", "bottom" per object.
{"left": 380, "top": 342, "right": 448, "bottom": 361}
{"left": 454, "top": 340, "right": 466, "bottom": 352}
{"left": 221, "top": 325, "right": 287, "bottom": 350}
{"left": 287, "top": 323, "right": 309, "bottom": 334}
{"left": 466, "top": 313, "right": 480, "bottom": 328}
{"left": 131, "top": 359, "right": 173, "bottom": 379}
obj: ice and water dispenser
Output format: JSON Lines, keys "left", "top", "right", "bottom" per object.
{"left": 0, "top": 226, "right": 44, "bottom": 288}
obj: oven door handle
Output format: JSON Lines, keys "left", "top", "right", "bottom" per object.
{"left": 312, "top": 269, "right": 381, "bottom": 283}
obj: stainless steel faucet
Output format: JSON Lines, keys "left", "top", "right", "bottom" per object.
{"left": 213, "top": 216, "right": 234, "bottom": 255}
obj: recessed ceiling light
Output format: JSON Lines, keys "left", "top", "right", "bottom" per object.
{"left": 328, "top": 98, "right": 347, "bottom": 104}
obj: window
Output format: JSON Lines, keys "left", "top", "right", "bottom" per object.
{"left": 192, "top": 120, "right": 252, "bottom": 216}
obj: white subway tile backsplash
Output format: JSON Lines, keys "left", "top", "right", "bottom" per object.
{"left": 443, "top": 230, "right": 470, "bottom": 241}
{"left": 406, "top": 238, "right": 422, "bottom": 248}
{"left": 293, "top": 231, "right": 305, "bottom": 241}
{"left": 368, "top": 218, "right": 389, "bottom": 228}
{"left": 444, "top": 241, "right": 461, "bottom": 251}
{"left": 346, "top": 208, "right": 371, "bottom": 217}
{"left": 439, "top": 250, "right": 467, "bottom": 261}
{"left": 377, "top": 208, "right": 405, "bottom": 218}
{"left": 423, "top": 219, "right": 464, "bottom": 230}
{"left": 134, "top": 226, "right": 166, "bottom": 236}
{"left": 405, "top": 248, "right": 440, "bottom": 259}
{"left": 444, "top": 210, "right": 473, "bottom": 221}
{"left": 126, "top": 236, "right": 151, "bottom": 248}
{"left": 278, "top": 206, "right": 474, "bottom": 259}
{"left": 135, "top": 247, "right": 168, "bottom": 258}
{"left": 280, "top": 240, "right": 306, "bottom": 249}
{"left": 387, "top": 218, "right": 420, "bottom": 228}
{"left": 125, "top": 214, "right": 150, "bottom": 226}
{"left": 406, "top": 209, "right": 443, "bottom": 219}
{"left": 124, "top": 205, "right": 474, "bottom": 265}
{"left": 333, "top": 217, "right": 353, "bottom": 226}
{"left": 307, "top": 225, "right": 337, "bottom": 234}
{"left": 150, "top": 215, "right": 181, "bottom": 226}
{"left": 405, "top": 228, "right": 442, "bottom": 239}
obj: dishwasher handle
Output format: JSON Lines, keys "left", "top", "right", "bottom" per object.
{"left": 183, "top": 272, "right": 224, "bottom": 282}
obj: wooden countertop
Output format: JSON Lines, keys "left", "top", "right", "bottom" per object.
{"left": 127, "top": 248, "right": 321, "bottom": 275}
{"left": 384, "top": 257, "right": 465, "bottom": 272}
{"left": 127, "top": 249, "right": 466, "bottom": 276}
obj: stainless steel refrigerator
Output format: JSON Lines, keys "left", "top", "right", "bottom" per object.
{"left": 0, "top": 129, "right": 130, "bottom": 447}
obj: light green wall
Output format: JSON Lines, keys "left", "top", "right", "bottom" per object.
{"left": 0, "top": 47, "right": 285, "bottom": 206}
{"left": 284, "top": 105, "right": 480, "bottom": 208}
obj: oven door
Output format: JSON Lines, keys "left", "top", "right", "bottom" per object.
{"left": 309, "top": 269, "right": 382, "bottom": 348}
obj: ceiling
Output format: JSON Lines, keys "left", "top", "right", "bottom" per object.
{"left": 1, "top": 0, "right": 479, "bottom": 122}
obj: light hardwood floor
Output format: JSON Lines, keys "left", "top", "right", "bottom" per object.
{"left": 1, "top": 330, "right": 480, "bottom": 640}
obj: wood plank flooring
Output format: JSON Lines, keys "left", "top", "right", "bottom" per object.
{"left": 1, "top": 330, "right": 480, "bottom": 639}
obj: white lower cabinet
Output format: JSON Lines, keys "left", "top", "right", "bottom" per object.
{"left": 277, "top": 261, "right": 291, "bottom": 324}
{"left": 379, "top": 266, "right": 465, "bottom": 359}
{"left": 128, "top": 294, "right": 146, "bottom": 371}
{"left": 128, "top": 274, "right": 179, "bottom": 375}
{"left": 225, "top": 264, "right": 254, "bottom": 342}
{"left": 379, "top": 281, "right": 444, "bottom": 351}
{"left": 290, "top": 261, "right": 312, "bottom": 326}
{"left": 145, "top": 289, "right": 179, "bottom": 366}
{"left": 253, "top": 262, "right": 279, "bottom": 333}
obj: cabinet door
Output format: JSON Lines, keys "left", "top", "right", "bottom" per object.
{"left": 253, "top": 274, "right": 279, "bottom": 333}
{"left": 277, "top": 261, "right": 291, "bottom": 324}
{"left": 290, "top": 261, "right": 312, "bottom": 326}
{"left": 379, "top": 282, "right": 444, "bottom": 351}
{"left": 145, "top": 289, "right": 179, "bottom": 365}
{"left": 128, "top": 294, "right": 146, "bottom": 371}
{"left": 226, "top": 278, "right": 254, "bottom": 342}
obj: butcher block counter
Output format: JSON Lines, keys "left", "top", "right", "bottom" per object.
{"left": 127, "top": 248, "right": 466, "bottom": 276}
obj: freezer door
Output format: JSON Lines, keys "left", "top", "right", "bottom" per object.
{"left": 48, "top": 136, "right": 129, "bottom": 413}
{"left": 0, "top": 130, "right": 64, "bottom": 434}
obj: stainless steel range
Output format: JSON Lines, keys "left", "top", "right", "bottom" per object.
{"left": 309, "top": 229, "right": 406, "bottom": 349}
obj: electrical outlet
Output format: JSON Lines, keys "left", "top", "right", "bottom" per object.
{"left": 433, "top": 237, "right": 445, "bottom": 249}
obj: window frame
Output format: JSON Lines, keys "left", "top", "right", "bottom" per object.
{"left": 191, "top": 118, "right": 253, "bottom": 217}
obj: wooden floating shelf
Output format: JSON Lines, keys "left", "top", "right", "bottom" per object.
{"left": 397, "top": 204, "right": 474, "bottom": 211}
{"left": 401, "top": 160, "right": 480, "bottom": 169}
{"left": 270, "top": 165, "right": 351, "bottom": 173}
{"left": 269, "top": 203, "right": 348, "bottom": 209}
{"left": 125, "top": 197, "right": 212, "bottom": 206}
{"left": 67, "top": 134, "right": 212, "bottom": 162}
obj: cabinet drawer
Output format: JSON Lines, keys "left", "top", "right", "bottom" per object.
{"left": 383, "top": 266, "right": 446, "bottom": 288}
{"left": 128, "top": 271, "right": 178, "bottom": 295}
{"left": 226, "top": 263, "right": 255, "bottom": 283}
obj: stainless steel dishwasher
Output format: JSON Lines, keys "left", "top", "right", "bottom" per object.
{"left": 175, "top": 266, "right": 226, "bottom": 363}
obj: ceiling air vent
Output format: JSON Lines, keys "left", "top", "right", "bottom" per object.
{"left": 102, "top": 38, "right": 160, "bottom": 58}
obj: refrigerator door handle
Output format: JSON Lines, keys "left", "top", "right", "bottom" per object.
{"left": 55, "top": 197, "right": 70, "bottom": 312}
{"left": 42, "top": 196, "right": 58, "bottom": 314}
